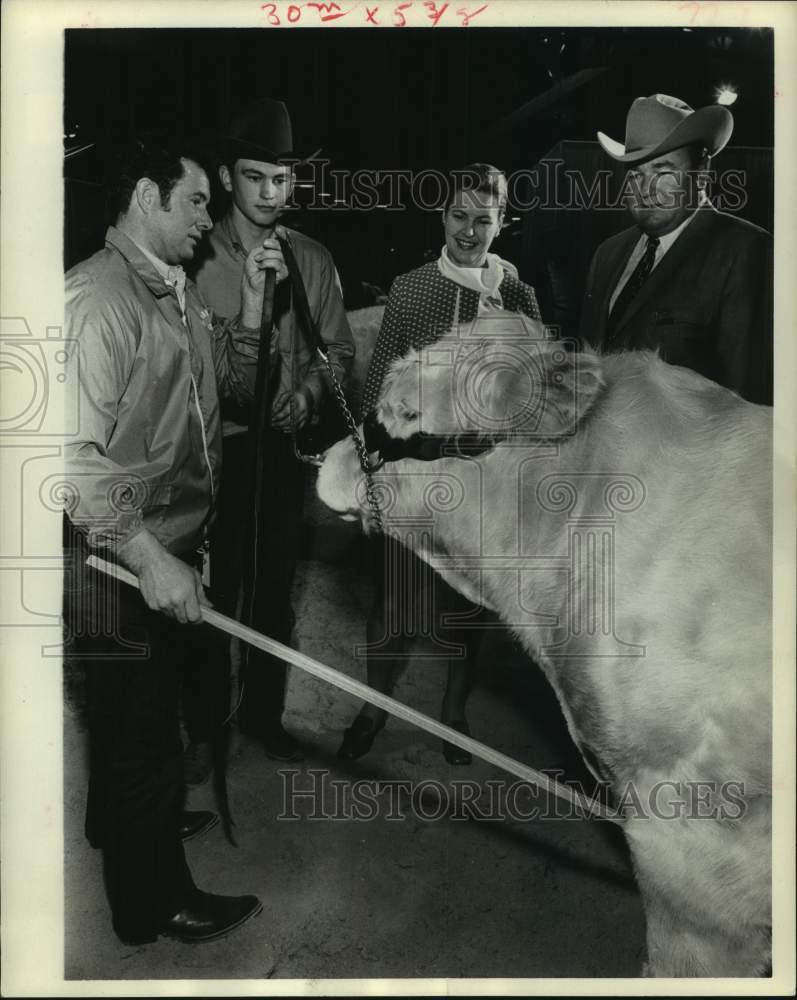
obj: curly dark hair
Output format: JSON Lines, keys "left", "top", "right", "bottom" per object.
{"left": 104, "top": 135, "right": 211, "bottom": 220}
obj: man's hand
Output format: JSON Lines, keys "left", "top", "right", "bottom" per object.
{"left": 241, "top": 232, "right": 289, "bottom": 327}
{"left": 272, "top": 388, "right": 311, "bottom": 430}
{"left": 118, "top": 528, "right": 209, "bottom": 624}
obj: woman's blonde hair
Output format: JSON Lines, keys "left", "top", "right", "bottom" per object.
{"left": 443, "top": 162, "right": 508, "bottom": 214}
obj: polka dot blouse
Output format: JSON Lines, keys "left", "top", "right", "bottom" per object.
{"left": 360, "top": 261, "right": 543, "bottom": 417}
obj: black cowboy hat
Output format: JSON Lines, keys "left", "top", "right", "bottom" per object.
{"left": 224, "top": 98, "right": 321, "bottom": 165}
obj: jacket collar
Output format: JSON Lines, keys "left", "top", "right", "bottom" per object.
{"left": 218, "top": 212, "right": 246, "bottom": 255}
{"left": 105, "top": 226, "right": 174, "bottom": 299}
{"left": 219, "top": 210, "right": 295, "bottom": 255}
{"left": 600, "top": 227, "right": 641, "bottom": 326}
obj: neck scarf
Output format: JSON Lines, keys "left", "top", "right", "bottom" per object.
{"left": 437, "top": 246, "right": 506, "bottom": 313}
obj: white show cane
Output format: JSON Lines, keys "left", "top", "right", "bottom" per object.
{"left": 86, "top": 554, "right": 618, "bottom": 824}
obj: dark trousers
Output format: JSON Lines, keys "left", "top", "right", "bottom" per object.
{"left": 64, "top": 540, "right": 195, "bottom": 941}
{"left": 363, "top": 533, "right": 486, "bottom": 718}
{"left": 213, "top": 429, "right": 305, "bottom": 736}
{"left": 179, "top": 604, "right": 230, "bottom": 745}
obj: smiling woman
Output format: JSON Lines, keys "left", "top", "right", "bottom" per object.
{"left": 442, "top": 164, "right": 507, "bottom": 268}
{"left": 337, "top": 162, "right": 545, "bottom": 766}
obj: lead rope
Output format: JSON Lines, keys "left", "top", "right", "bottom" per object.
{"left": 315, "top": 346, "right": 385, "bottom": 533}
{"left": 287, "top": 357, "right": 384, "bottom": 535}
{"left": 278, "top": 235, "right": 384, "bottom": 532}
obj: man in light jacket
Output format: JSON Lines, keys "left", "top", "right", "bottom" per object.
{"left": 65, "top": 137, "right": 276, "bottom": 945}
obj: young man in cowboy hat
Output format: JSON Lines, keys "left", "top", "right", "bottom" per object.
{"left": 579, "top": 93, "right": 772, "bottom": 405}
{"left": 192, "top": 98, "right": 354, "bottom": 764}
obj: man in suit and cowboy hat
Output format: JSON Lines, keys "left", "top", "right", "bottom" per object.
{"left": 579, "top": 93, "right": 772, "bottom": 405}
{"left": 192, "top": 99, "right": 354, "bottom": 765}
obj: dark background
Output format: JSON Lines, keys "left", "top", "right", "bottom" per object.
{"left": 64, "top": 26, "right": 774, "bottom": 327}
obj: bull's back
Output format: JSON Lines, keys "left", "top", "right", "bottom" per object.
{"left": 501, "top": 358, "right": 772, "bottom": 791}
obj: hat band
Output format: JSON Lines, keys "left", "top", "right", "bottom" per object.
{"left": 227, "top": 138, "right": 296, "bottom": 159}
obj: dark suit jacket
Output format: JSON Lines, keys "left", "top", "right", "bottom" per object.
{"left": 579, "top": 206, "right": 773, "bottom": 404}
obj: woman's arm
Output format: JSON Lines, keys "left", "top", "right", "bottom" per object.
{"left": 359, "top": 274, "right": 410, "bottom": 419}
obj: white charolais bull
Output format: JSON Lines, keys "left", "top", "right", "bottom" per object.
{"left": 317, "top": 312, "right": 772, "bottom": 977}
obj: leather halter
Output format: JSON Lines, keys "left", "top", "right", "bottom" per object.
{"left": 361, "top": 409, "right": 499, "bottom": 468}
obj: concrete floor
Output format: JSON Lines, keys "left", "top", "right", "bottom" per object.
{"left": 63, "top": 482, "right": 648, "bottom": 983}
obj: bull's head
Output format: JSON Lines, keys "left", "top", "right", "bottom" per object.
{"left": 318, "top": 312, "right": 604, "bottom": 529}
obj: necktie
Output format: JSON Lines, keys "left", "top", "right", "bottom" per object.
{"left": 607, "top": 235, "right": 660, "bottom": 339}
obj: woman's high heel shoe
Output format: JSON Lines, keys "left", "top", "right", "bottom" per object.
{"left": 337, "top": 715, "right": 385, "bottom": 761}
{"left": 442, "top": 719, "right": 472, "bottom": 765}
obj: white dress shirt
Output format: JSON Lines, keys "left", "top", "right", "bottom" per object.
{"left": 609, "top": 195, "right": 709, "bottom": 314}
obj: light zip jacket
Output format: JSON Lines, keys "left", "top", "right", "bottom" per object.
{"left": 65, "top": 227, "right": 259, "bottom": 554}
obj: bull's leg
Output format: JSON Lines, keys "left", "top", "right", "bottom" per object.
{"left": 640, "top": 883, "right": 771, "bottom": 977}
{"left": 627, "top": 807, "right": 771, "bottom": 977}
{"left": 439, "top": 581, "right": 481, "bottom": 722}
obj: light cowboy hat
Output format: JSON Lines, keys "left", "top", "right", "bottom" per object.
{"left": 597, "top": 93, "right": 734, "bottom": 164}
{"left": 225, "top": 97, "right": 321, "bottom": 164}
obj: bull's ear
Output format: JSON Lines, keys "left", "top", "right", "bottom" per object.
{"left": 478, "top": 341, "right": 604, "bottom": 440}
